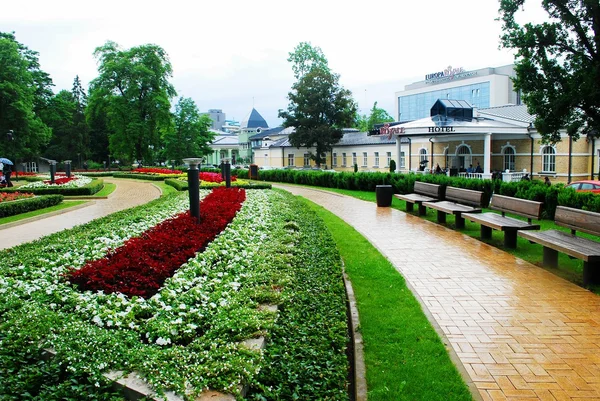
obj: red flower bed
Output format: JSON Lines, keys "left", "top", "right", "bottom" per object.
{"left": 0, "top": 192, "right": 34, "bottom": 203}
{"left": 0, "top": 171, "right": 38, "bottom": 177}
{"left": 43, "top": 176, "right": 77, "bottom": 185}
{"left": 199, "top": 172, "right": 237, "bottom": 183}
{"left": 133, "top": 167, "right": 181, "bottom": 175}
{"left": 67, "top": 187, "right": 246, "bottom": 298}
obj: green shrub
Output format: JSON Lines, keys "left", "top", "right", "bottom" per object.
{"left": 0, "top": 195, "right": 64, "bottom": 218}
{"left": 112, "top": 173, "right": 170, "bottom": 181}
{"left": 165, "top": 178, "right": 187, "bottom": 191}
{"left": 389, "top": 159, "right": 396, "bottom": 172}
{"left": 0, "top": 180, "right": 104, "bottom": 196}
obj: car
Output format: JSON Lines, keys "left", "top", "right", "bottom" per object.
{"left": 565, "top": 180, "right": 600, "bottom": 193}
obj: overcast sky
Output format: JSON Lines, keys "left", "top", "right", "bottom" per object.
{"left": 1, "top": 0, "right": 548, "bottom": 128}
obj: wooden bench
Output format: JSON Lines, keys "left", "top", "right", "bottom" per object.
{"left": 518, "top": 206, "right": 600, "bottom": 286}
{"left": 394, "top": 182, "right": 442, "bottom": 216}
{"left": 422, "top": 187, "right": 484, "bottom": 228}
{"left": 462, "top": 195, "right": 543, "bottom": 248}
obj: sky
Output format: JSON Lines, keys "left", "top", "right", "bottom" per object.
{"left": 0, "top": 0, "right": 549, "bottom": 128}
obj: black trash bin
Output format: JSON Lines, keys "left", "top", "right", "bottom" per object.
{"left": 249, "top": 164, "right": 259, "bottom": 180}
{"left": 376, "top": 185, "right": 393, "bottom": 207}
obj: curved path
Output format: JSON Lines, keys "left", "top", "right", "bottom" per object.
{"left": 274, "top": 184, "right": 600, "bottom": 401}
{"left": 0, "top": 178, "right": 161, "bottom": 250}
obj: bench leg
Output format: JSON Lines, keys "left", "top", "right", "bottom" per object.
{"left": 436, "top": 210, "right": 446, "bottom": 224}
{"left": 406, "top": 202, "right": 414, "bottom": 213}
{"left": 582, "top": 262, "right": 600, "bottom": 287}
{"left": 418, "top": 204, "right": 426, "bottom": 216}
{"left": 480, "top": 225, "right": 492, "bottom": 240}
{"left": 455, "top": 215, "right": 465, "bottom": 229}
{"left": 543, "top": 247, "right": 558, "bottom": 268}
{"left": 504, "top": 231, "right": 517, "bottom": 249}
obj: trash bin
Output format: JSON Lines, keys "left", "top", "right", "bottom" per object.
{"left": 249, "top": 164, "right": 259, "bottom": 180}
{"left": 375, "top": 185, "right": 393, "bottom": 207}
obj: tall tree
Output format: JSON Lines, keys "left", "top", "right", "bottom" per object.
{"left": 71, "top": 75, "right": 90, "bottom": 166}
{"left": 88, "top": 41, "right": 176, "bottom": 162}
{"left": 0, "top": 32, "right": 52, "bottom": 160}
{"left": 355, "top": 101, "right": 394, "bottom": 132}
{"left": 279, "top": 43, "right": 357, "bottom": 167}
{"left": 162, "top": 97, "right": 215, "bottom": 165}
{"left": 498, "top": 0, "right": 600, "bottom": 143}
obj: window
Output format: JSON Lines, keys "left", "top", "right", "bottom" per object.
{"left": 374, "top": 152, "right": 379, "bottom": 167}
{"left": 400, "top": 151, "right": 405, "bottom": 168}
{"left": 386, "top": 152, "right": 392, "bottom": 167}
{"left": 332, "top": 152, "right": 337, "bottom": 167}
{"left": 352, "top": 152, "right": 357, "bottom": 167}
{"left": 304, "top": 153, "right": 310, "bottom": 167}
{"left": 342, "top": 153, "right": 347, "bottom": 167}
{"left": 419, "top": 148, "right": 428, "bottom": 163}
{"left": 503, "top": 147, "right": 515, "bottom": 171}
{"left": 542, "top": 146, "right": 556, "bottom": 172}
{"left": 288, "top": 154, "right": 294, "bottom": 166}
{"left": 362, "top": 152, "right": 368, "bottom": 167}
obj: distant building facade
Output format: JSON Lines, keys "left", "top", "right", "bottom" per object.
{"left": 202, "top": 109, "right": 226, "bottom": 131}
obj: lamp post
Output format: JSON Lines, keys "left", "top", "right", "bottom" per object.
{"left": 77, "top": 153, "right": 81, "bottom": 170}
{"left": 6, "top": 130, "right": 16, "bottom": 180}
{"left": 64, "top": 160, "right": 72, "bottom": 178}
{"left": 183, "top": 158, "right": 202, "bottom": 223}
{"left": 223, "top": 158, "right": 232, "bottom": 188}
{"left": 49, "top": 160, "right": 57, "bottom": 184}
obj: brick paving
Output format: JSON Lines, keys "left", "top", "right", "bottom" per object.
{"left": 0, "top": 178, "right": 161, "bottom": 250}
{"left": 274, "top": 184, "right": 600, "bottom": 401}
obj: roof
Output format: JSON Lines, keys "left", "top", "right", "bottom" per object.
{"left": 268, "top": 131, "right": 395, "bottom": 148}
{"left": 249, "top": 126, "right": 286, "bottom": 140}
{"left": 241, "top": 108, "right": 268, "bottom": 129}
{"left": 478, "top": 104, "right": 534, "bottom": 124}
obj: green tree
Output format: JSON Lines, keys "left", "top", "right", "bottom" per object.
{"left": 88, "top": 41, "right": 176, "bottom": 162}
{"left": 163, "top": 97, "right": 215, "bottom": 165}
{"left": 498, "top": 0, "right": 600, "bottom": 142}
{"left": 355, "top": 101, "right": 394, "bottom": 132}
{"left": 41, "top": 90, "right": 77, "bottom": 161}
{"left": 279, "top": 43, "right": 357, "bottom": 167}
{"left": 0, "top": 32, "right": 52, "bottom": 160}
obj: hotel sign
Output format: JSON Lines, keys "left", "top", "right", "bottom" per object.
{"left": 425, "top": 66, "right": 477, "bottom": 84}
{"left": 428, "top": 127, "right": 455, "bottom": 133}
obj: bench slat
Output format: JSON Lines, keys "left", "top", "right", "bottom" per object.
{"left": 413, "top": 182, "right": 443, "bottom": 199}
{"left": 423, "top": 201, "right": 480, "bottom": 215}
{"left": 490, "top": 195, "right": 543, "bottom": 220}
{"left": 518, "top": 229, "right": 600, "bottom": 262}
{"left": 445, "top": 187, "right": 483, "bottom": 207}
{"left": 555, "top": 206, "right": 600, "bottom": 237}
{"left": 394, "top": 194, "right": 437, "bottom": 203}
{"left": 463, "top": 212, "right": 540, "bottom": 231}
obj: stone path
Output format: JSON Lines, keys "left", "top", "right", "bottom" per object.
{"left": 274, "top": 184, "right": 600, "bottom": 401}
{"left": 0, "top": 178, "right": 161, "bottom": 250}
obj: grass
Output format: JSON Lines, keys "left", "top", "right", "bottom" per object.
{"left": 295, "top": 184, "right": 600, "bottom": 294}
{"left": 154, "top": 181, "right": 178, "bottom": 196}
{"left": 93, "top": 183, "right": 116, "bottom": 197}
{"left": 0, "top": 201, "right": 87, "bottom": 225}
{"left": 302, "top": 198, "right": 473, "bottom": 401}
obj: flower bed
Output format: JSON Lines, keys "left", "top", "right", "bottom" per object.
{"left": 133, "top": 167, "right": 182, "bottom": 175}
{"left": 0, "top": 190, "right": 349, "bottom": 400}
{"left": 20, "top": 174, "right": 92, "bottom": 189}
{"left": 68, "top": 188, "right": 246, "bottom": 298}
{"left": 0, "top": 192, "right": 34, "bottom": 203}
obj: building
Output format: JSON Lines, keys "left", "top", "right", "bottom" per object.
{"left": 395, "top": 64, "right": 520, "bottom": 122}
{"left": 201, "top": 109, "right": 227, "bottom": 131}
{"left": 204, "top": 130, "right": 240, "bottom": 166}
{"left": 238, "top": 108, "right": 269, "bottom": 163}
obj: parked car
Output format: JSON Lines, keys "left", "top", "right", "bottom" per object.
{"left": 565, "top": 180, "right": 600, "bottom": 193}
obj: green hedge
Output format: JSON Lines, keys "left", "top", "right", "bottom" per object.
{"left": 79, "top": 172, "right": 115, "bottom": 177}
{"left": 165, "top": 178, "right": 272, "bottom": 191}
{"left": 14, "top": 176, "right": 45, "bottom": 182}
{"left": 0, "top": 179, "right": 104, "bottom": 196}
{"left": 164, "top": 178, "right": 188, "bottom": 191}
{"left": 0, "top": 195, "right": 64, "bottom": 218}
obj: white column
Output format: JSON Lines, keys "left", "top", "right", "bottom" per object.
{"left": 483, "top": 133, "right": 492, "bottom": 179}
{"left": 395, "top": 138, "right": 402, "bottom": 173}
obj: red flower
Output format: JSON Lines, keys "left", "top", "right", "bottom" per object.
{"left": 67, "top": 188, "right": 246, "bottom": 298}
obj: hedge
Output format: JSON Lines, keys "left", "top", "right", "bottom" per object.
{"left": 255, "top": 169, "right": 600, "bottom": 217}
{"left": 0, "top": 195, "right": 64, "bottom": 218}
{"left": 164, "top": 178, "right": 272, "bottom": 191}
{"left": 0, "top": 179, "right": 104, "bottom": 196}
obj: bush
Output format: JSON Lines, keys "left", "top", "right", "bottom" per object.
{"left": 389, "top": 159, "right": 396, "bottom": 173}
{"left": 0, "top": 195, "right": 64, "bottom": 218}
{"left": 165, "top": 178, "right": 188, "bottom": 191}
{"left": 0, "top": 179, "right": 104, "bottom": 196}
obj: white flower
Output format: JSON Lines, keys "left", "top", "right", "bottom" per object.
{"left": 156, "top": 337, "right": 171, "bottom": 346}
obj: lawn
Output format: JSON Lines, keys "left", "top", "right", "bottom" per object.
{"left": 0, "top": 200, "right": 88, "bottom": 226}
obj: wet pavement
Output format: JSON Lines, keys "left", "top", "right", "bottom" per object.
{"left": 274, "top": 184, "right": 600, "bottom": 401}
{"left": 0, "top": 178, "right": 161, "bottom": 250}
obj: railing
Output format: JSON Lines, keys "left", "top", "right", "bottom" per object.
{"left": 457, "top": 172, "right": 483, "bottom": 179}
{"left": 502, "top": 172, "right": 527, "bottom": 182}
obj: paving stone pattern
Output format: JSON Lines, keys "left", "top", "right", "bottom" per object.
{"left": 0, "top": 178, "right": 161, "bottom": 250}
{"left": 274, "top": 184, "right": 600, "bottom": 401}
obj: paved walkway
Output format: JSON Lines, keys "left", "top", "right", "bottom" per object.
{"left": 274, "top": 184, "right": 600, "bottom": 401}
{"left": 0, "top": 178, "right": 161, "bottom": 250}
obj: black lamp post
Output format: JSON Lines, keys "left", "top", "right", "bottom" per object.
{"left": 6, "top": 130, "right": 16, "bottom": 180}
{"left": 223, "top": 158, "right": 231, "bottom": 188}
{"left": 64, "top": 160, "right": 72, "bottom": 178}
{"left": 183, "top": 158, "right": 202, "bottom": 223}
{"left": 49, "top": 160, "right": 57, "bottom": 184}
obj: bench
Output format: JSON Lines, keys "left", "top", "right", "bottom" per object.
{"left": 462, "top": 194, "right": 543, "bottom": 248}
{"left": 422, "top": 187, "right": 484, "bottom": 228}
{"left": 518, "top": 206, "right": 600, "bottom": 286}
{"left": 394, "top": 182, "right": 442, "bottom": 216}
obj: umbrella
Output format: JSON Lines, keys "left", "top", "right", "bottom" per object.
{"left": 0, "top": 158, "right": 13, "bottom": 165}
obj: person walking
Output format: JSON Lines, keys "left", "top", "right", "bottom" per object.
{"left": 544, "top": 176, "right": 551, "bottom": 186}
{"left": 2, "top": 163, "right": 13, "bottom": 187}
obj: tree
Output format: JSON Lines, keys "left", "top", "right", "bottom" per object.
{"left": 163, "top": 97, "right": 215, "bottom": 165}
{"left": 279, "top": 43, "right": 357, "bottom": 167}
{"left": 498, "top": 0, "right": 600, "bottom": 143}
{"left": 355, "top": 101, "right": 394, "bottom": 132}
{"left": 88, "top": 41, "right": 176, "bottom": 162}
{"left": 0, "top": 32, "right": 52, "bottom": 160}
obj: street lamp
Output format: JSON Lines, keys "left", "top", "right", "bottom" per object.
{"left": 183, "top": 158, "right": 202, "bottom": 223}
